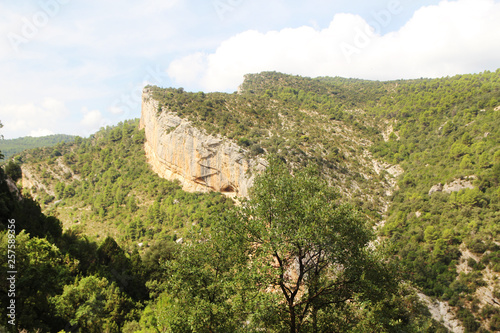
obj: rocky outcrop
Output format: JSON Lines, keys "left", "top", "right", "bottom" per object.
{"left": 457, "top": 247, "right": 500, "bottom": 309}
{"left": 21, "top": 157, "right": 79, "bottom": 198}
{"left": 22, "top": 165, "right": 53, "bottom": 197}
{"left": 418, "top": 293, "right": 464, "bottom": 333}
{"left": 382, "top": 124, "right": 400, "bottom": 142}
{"left": 428, "top": 176, "right": 475, "bottom": 195}
{"left": 428, "top": 183, "right": 444, "bottom": 195}
{"left": 5, "top": 178, "right": 22, "bottom": 201}
{"left": 139, "top": 89, "right": 267, "bottom": 197}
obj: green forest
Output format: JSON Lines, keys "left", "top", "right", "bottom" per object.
{"left": 1, "top": 69, "right": 500, "bottom": 332}
{"left": 0, "top": 134, "right": 75, "bottom": 162}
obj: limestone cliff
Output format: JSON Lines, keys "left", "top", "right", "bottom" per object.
{"left": 139, "top": 89, "right": 267, "bottom": 197}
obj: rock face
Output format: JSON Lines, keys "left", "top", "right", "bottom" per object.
{"left": 428, "top": 183, "right": 444, "bottom": 195}
{"left": 5, "top": 178, "right": 22, "bottom": 201}
{"left": 428, "top": 176, "right": 475, "bottom": 196}
{"left": 22, "top": 166, "right": 50, "bottom": 196}
{"left": 418, "top": 293, "right": 464, "bottom": 333}
{"left": 139, "top": 89, "right": 267, "bottom": 197}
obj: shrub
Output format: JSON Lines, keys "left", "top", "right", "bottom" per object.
{"left": 4, "top": 160, "right": 22, "bottom": 182}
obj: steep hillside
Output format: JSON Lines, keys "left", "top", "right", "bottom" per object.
{"left": 0, "top": 154, "right": 158, "bottom": 332}
{"left": 15, "top": 70, "right": 500, "bottom": 331}
{"left": 4, "top": 145, "right": 438, "bottom": 332}
{"left": 368, "top": 71, "right": 500, "bottom": 332}
{"left": 145, "top": 73, "right": 403, "bottom": 222}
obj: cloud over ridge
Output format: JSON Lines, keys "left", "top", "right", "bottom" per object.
{"left": 168, "top": 0, "right": 500, "bottom": 92}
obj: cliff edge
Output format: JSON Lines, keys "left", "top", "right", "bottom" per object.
{"left": 139, "top": 88, "right": 266, "bottom": 197}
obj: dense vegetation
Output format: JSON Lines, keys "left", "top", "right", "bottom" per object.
{"left": 0, "top": 158, "right": 148, "bottom": 331}
{"left": 147, "top": 73, "right": 382, "bottom": 166}
{"left": 0, "top": 134, "right": 75, "bottom": 162}
{"left": 123, "top": 158, "right": 440, "bottom": 333}
{"left": 370, "top": 71, "right": 500, "bottom": 332}
{"left": 147, "top": 74, "right": 392, "bottom": 221}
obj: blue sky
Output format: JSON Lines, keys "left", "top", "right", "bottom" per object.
{"left": 1, "top": 0, "right": 500, "bottom": 139}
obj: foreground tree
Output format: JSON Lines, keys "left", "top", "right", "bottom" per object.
{"left": 223, "top": 157, "right": 396, "bottom": 332}
{"left": 52, "top": 275, "right": 135, "bottom": 332}
{"left": 131, "top": 232, "right": 263, "bottom": 333}
{"left": 4, "top": 160, "right": 22, "bottom": 182}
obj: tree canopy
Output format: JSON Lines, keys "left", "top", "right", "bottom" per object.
{"left": 222, "top": 157, "right": 396, "bottom": 332}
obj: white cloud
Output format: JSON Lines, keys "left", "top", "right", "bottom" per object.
{"left": 108, "top": 105, "right": 124, "bottom": 115}
{"left": 168, "top": 52, "right": 208, "bottom": 86}
{"left": 0, "top": 98, "right": 68, "bottom": 138}
{"left": 41, "top": 97, "right": 66, "bottom": 114}
{"left": 141, "top": 0, "right": 179, "bottom": 14}
{"left": 30, "top": 128, "right": 54, "bottom": 137}
{"left": 80, "top": 108, "right": 106, "bottom": 130}
{"left": 168, "top": 0, "right": 500, "bottom": 91}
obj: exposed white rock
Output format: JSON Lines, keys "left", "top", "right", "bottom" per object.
{"left": 382, "top": 124, "right": 393, "bottom": 142}
{"left": 429, "top": 183, "right": 444, "bottom": 195}
{"left": 429, "top": 177, "right": 475, "bottom": 195}
{"left": 5, "top": 178, "right": 22, "bottom": 201}
{"left": 418, "top": 293, "right": 464, "bottom": 333}
{"left": 457, "top": 247, "right": 500, "bottom": 308}
{"left": 22, "top": 165, "right": 54, "bottom": 197}
{"left": 382, "top": 124, "right": 400, "bottom": 142}
{"left": 443, "top": 177, "right": 475, "bottom": 193}
{"left": 21, "top": 156, "right": 80, "bottom": 199}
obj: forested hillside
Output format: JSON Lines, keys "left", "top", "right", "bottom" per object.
{"left": 147, "top": 74, "right": 399, "bottom": 221}
{"left": 0, "top": 134, "right": 75, "bottom": 161}
{"left": 3, "top": 69, "right": 500, "bottom": 332}
{"left": 0, "top": 151, "right": 149, "bottom": 331}
{"left": 370, "top": 72, "right": 500, "bottom": 332}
